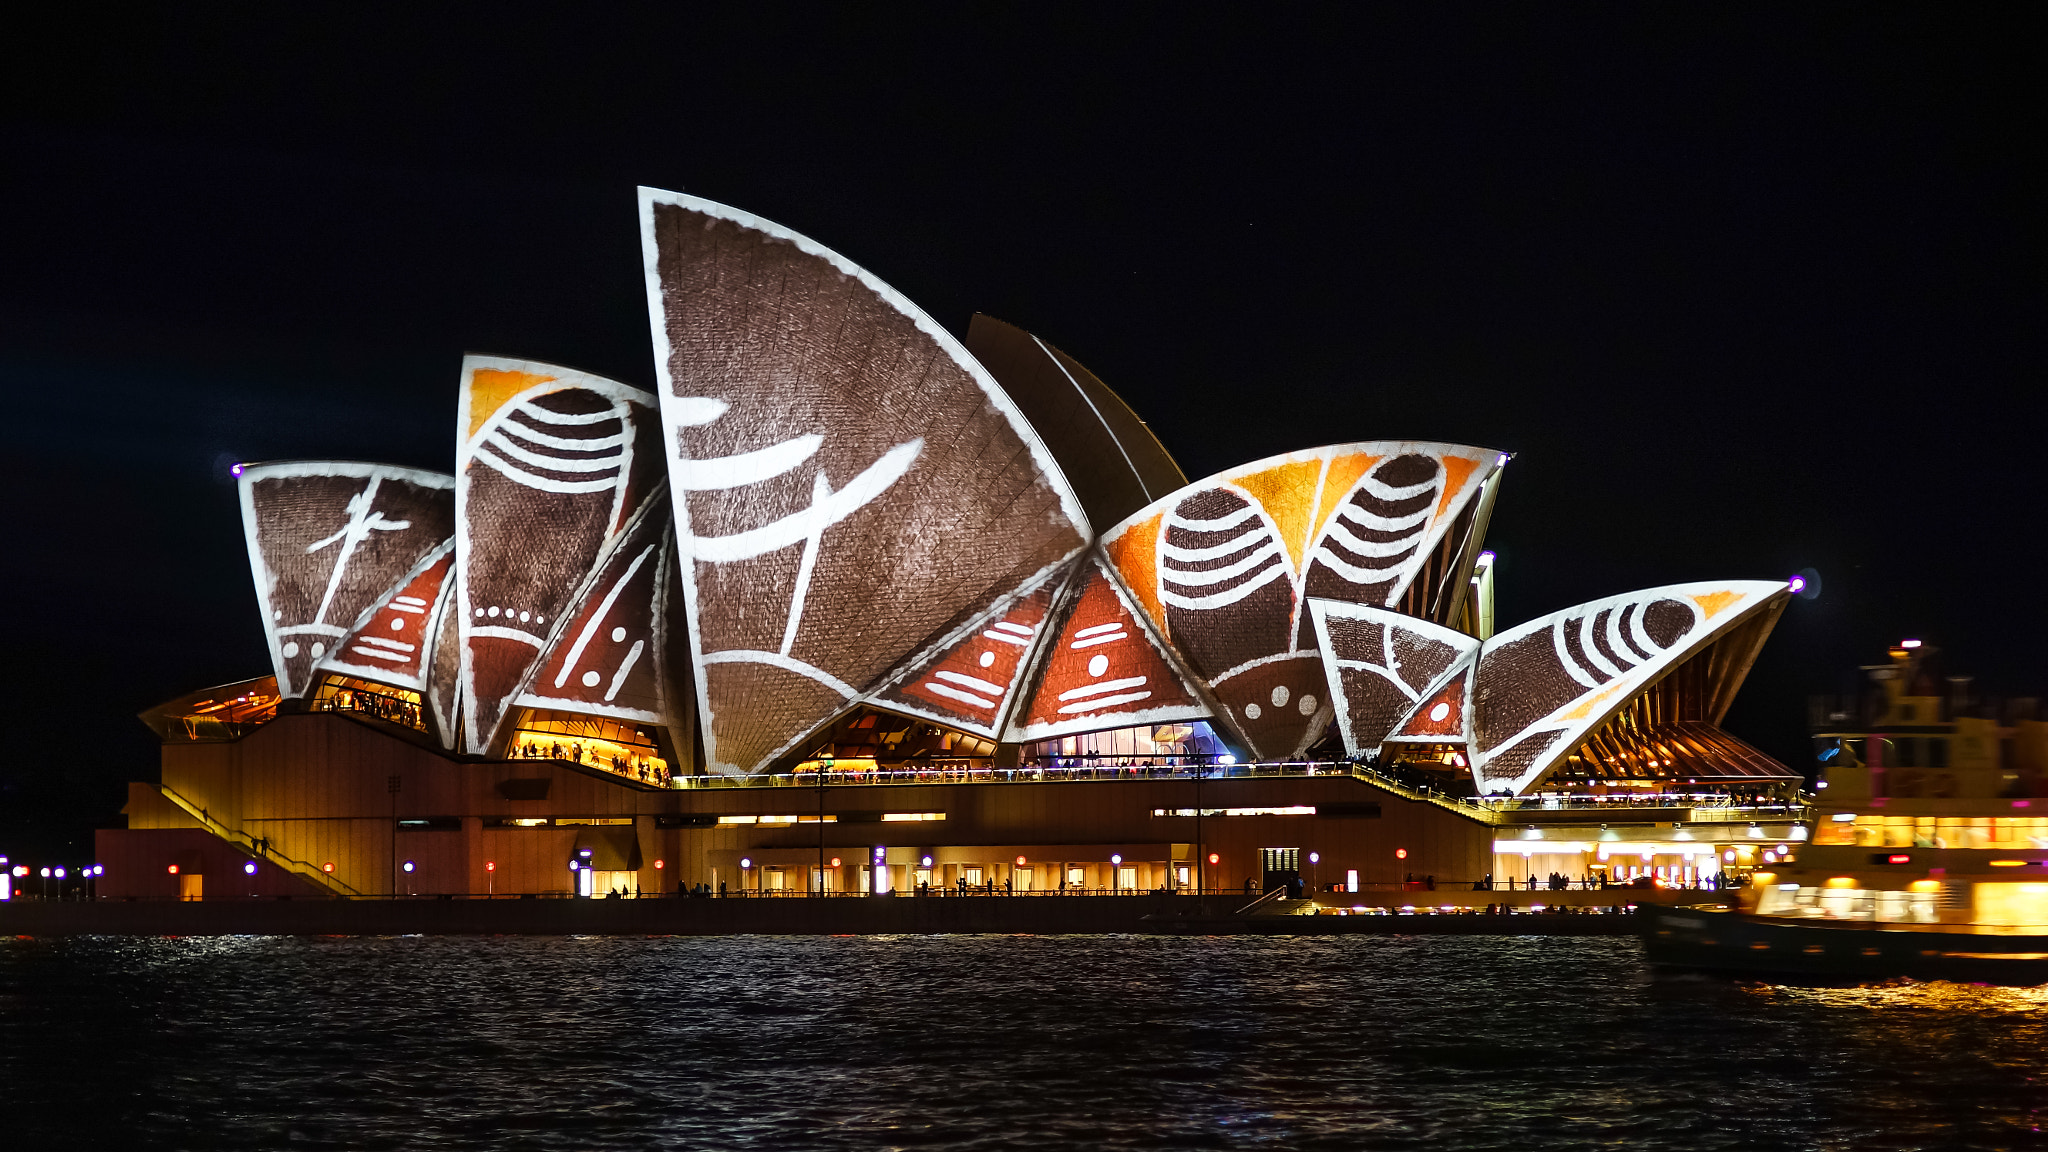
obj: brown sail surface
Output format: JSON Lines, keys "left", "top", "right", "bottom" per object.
{"left": 236, "top": 462, "right": 455, "bottom": 698}
{"left": 639, "top": 189, "right": 1089, "bottom": 773}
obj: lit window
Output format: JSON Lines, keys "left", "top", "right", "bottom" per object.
{"left": 882, "top": 812, "right": 947, "bottom": 822}
{"left": 1149, "top": 806, "right": 1317, "bottom": 817}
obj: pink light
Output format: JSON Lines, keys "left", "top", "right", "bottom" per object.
{"left": 1787, "top": 575, "right": 1806, "bottom": 594}
{"left": 1901, "top": 639, "right": 1922, "bottom": 649}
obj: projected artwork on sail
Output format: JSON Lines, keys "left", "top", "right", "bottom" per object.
{"left": 639, "top": 189, "right": 1089, "bottom": 773}
{"left": 455, "top": 355, "right": 663, "bottom": 755}
{"left": 1007, "top": 557, "right": 1210, "bottom": 744}
{"left": 1102, "top": 442, "right": 1500, "bottom": 759}
{"left": 237, "top": 462, "right": 456, "bottom": 698}
{"left": 316, "top": 540, "right": 454, "bottom": 692}
{"left": 868, "top": 567, "right": 1068, "bottom": 739}
{"left": 1307, "top": 599, "right": 1480, "bottom": 759}
{"left": 1384, "top": 664, "right": 1474, "bottom": 748}
{"left": 1468, "top": 581, "right": 1789, "bottom": 795}
{"left": 515, "top": 496, "right": 673, "bottom": 725}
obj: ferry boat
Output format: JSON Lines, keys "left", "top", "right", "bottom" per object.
{"left": 1642, "top": 639, "right": 2048, "bottom": 984}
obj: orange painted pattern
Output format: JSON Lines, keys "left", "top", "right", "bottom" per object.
{"left": 465, "top": 368, "right": 556, "bottom": 441}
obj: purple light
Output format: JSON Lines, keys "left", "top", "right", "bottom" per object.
{"left": 244, "top": 861, "right": 256, "bottom": 875}
{"left": 1787, "top": 575, "right": 1806, "bottom": 594}
{"left": 230, "top": 463, "right": 244, "bottom": 477}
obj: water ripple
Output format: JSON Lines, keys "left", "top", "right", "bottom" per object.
{"left": 4, "top": 934, "right": 2046, "bottom": 1150}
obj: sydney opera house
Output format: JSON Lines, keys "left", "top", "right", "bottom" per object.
{"left": 98, "top": 190, "right": 1806, "bottom": 902}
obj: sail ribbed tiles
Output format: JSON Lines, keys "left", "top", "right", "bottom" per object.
{"left": 639, "top": 189, "right": 1089, "bottom": 773}
{"left": 1102, "top": 442, "right": 1500, "bottom": 759}
{"left": 1307, "top": 599, "right": 1479, "bottom": 759}
{"left": 454, "top": 355, "right": 664, "bottom": 756}
{"left": 1468, "top": 581, "right": 1789, "bottom": 794}
{"left": 316, "top": 541, "right": 454, "bottom": 693}
{"left": 514, "top": 495, "right": 674, "bottom": 725}
{"left": 867, "top": 568, "right": 1068, "bottom": 739}
{"left": 236, "top": 462, "right": 455, "bottom": 698}
{"left": 1007, "top": 557, "right": 1210, "bottom": 744}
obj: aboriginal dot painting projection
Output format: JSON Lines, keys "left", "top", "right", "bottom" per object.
{"left": 1467, "top": 581, "right": 1788, "bottom": 794}
{"left": 868, "top": 567, "right": 1069, "bottom": 739}
{"left": 639, "top": 189, "right": 1089, "bottom": 774}
{"left": 1306, "top": 599, "right": 1480, "bottom": 759}
{"left": 515, "top": 493, "right": 673, "bottom": 726}
{"left": 315, "top": 540, "right": 454, "bottom": 693}
{"left": 236, "top": 462, "right": 456, "bottom": 698}
{"left": 1009, "top": 557, "right": 1210, "bottom": 744}
{"left": 1101, "top": 443, "right": 1501, "bottom": 760}
{"left": 455, "top": 355, "right": 664, "bottom": 756}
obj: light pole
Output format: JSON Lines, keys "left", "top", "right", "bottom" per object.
{"left": 387, "top": 774, "right": 401, "bottom": 899}
{"left": 817, "top": 755, "right": 832, "bottom": 896}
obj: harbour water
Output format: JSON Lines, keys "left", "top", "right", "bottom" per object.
{"left": 4, "top": 934, "right": 2044, "bottom": 1150}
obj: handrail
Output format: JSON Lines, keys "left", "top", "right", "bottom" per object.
{"left": 1233, "top": 887, "right": 1293, "bottom": 915}
{"left": 155, "top": 785, "right": 363, "bottom": 897}
{"left": 671, "top": 758, "right": 1503, "bottom": 821}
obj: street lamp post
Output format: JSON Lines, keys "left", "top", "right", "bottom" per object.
{"left": 387, "top": 774, "right": 401, "bottom": 899}
{"left": 817, "top": 755, "right": 832, "bottom": 896}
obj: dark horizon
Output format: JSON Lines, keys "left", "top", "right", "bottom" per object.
{"left": 4, "top": 6, "right": 2042, "bottom": 859}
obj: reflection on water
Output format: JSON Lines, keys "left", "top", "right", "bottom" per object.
{"left": 3, "top": 935, "right": 2045, "bottom": 1150}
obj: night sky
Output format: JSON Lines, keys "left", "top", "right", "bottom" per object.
{"left": 4, "top": 6, "right": 2042, "bottom": 859}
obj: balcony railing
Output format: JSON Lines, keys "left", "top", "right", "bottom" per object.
{"left": 673, "top": 758, "right": 1501, "bottom": 820}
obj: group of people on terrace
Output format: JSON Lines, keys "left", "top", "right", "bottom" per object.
{"left": 1473, "top": 871, "right": 1728, "bottom": 891}
{"left": 323, "top": 688, "right": 422, "bottom": 731}
{"left": 509, "top": 737, "right": 672, "bottom": 787}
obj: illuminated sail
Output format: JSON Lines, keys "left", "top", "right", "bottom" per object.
{"left": 1469, "top": 581, "right": 1789, "bottom": 794}
{"left": 454, "top": 355, "right": 663, "bottom": 755}
{"left": 1102, "top": 442, "right": 1500, "bottom": 758}
{"left": 639, "top": 189, "right": 1089, "bottom": 773}
{"left": 867, "top": 566, "right": 1070, "bottom": 740}
{"left": 1307, "top": 599, "right": 1480, "bottom": 758}
{"left": 316, "top": 540, "right": 454, "bottom": 693}
{"left": 1007, "top": 557, "right": 1210, "bottom": 743}
{"left": 236, "top": 462, "right": 455, "bottom": 698}
{"left": 514, "top": 496, "right": 674, "bottom": 725}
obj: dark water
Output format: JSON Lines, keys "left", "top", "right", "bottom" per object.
{"left": 3, "top": 934, "right": 2045, "bottom": 1151}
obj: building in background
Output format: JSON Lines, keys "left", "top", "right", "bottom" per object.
{"left": 93, "top": 191, "right": 1800, "bottom": 902}
{"left": 1810, "top": 640, "right": 2048, "bottom": 853}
